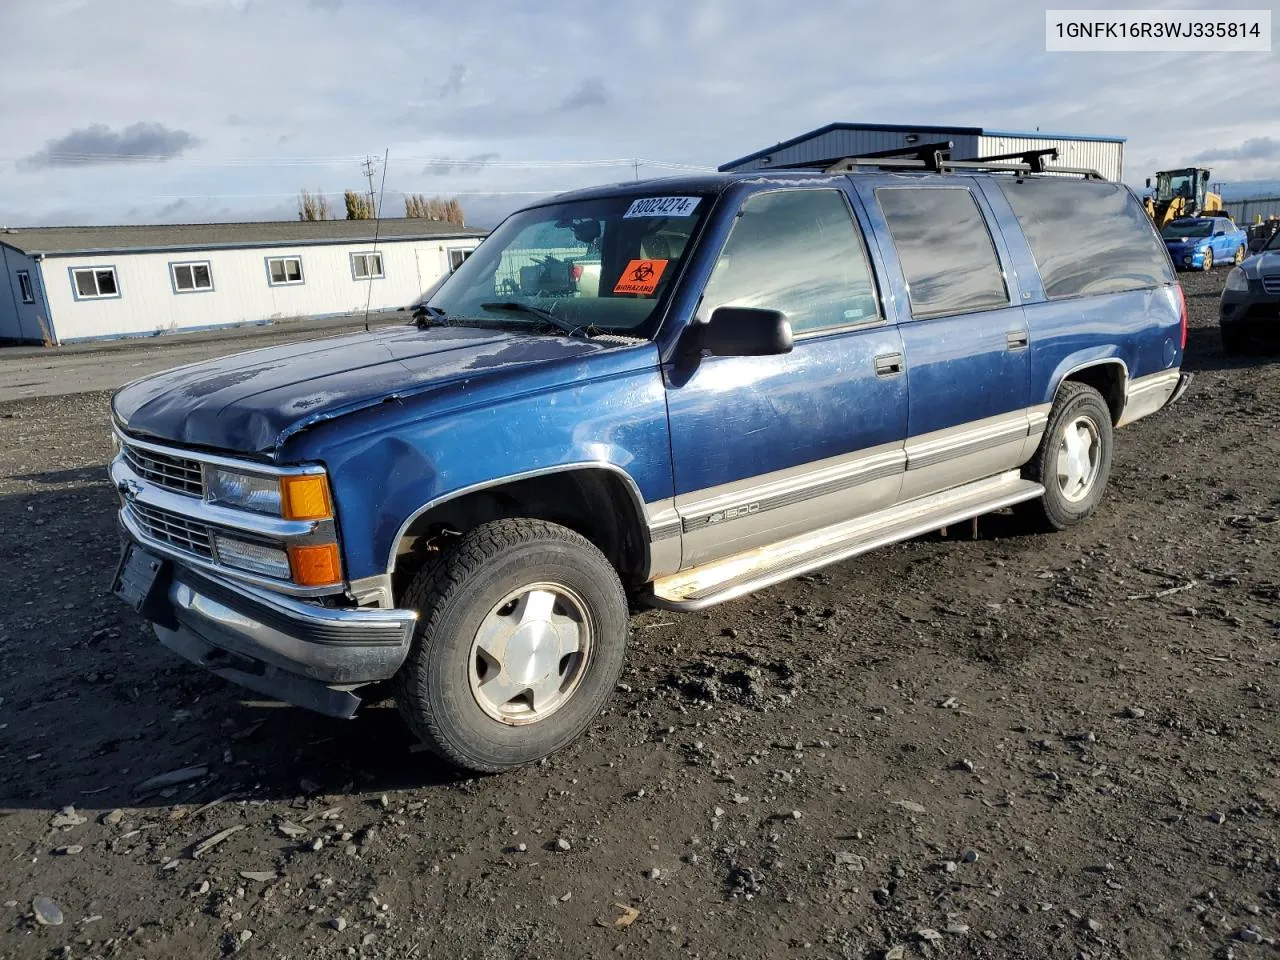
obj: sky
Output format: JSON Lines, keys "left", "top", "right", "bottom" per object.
{"left": 0, "top": 0, "right": 1277, "bottom": 228}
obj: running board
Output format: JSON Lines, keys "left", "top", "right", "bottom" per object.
{"left": 646, "top": 471, "right": 1044, "bottom": 611}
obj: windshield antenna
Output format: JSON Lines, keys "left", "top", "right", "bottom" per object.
{"left": 363, "top": 148, "right": 390, "bottom": 333}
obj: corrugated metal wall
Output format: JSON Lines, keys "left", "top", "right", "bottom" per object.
{"left": 1224, "top": 196, "right": 1280, "bottom": 223}
{"left": 725, "top": 130, "right": 981, "bottom": 171}
{"left": 976, "top": 135, "right": 1123, "bottom": 181}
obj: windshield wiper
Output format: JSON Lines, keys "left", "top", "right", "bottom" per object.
{"left": 413, "top": 304, "right": 451, "bottom": 329}
{"left": 480, "top": 301, "right": 586, "bottom": 338}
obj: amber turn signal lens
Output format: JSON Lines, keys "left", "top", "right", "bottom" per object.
{"left": 281, "top": 474, "right": 332, "bottom": 521}
{"left": 288, "top": 543, "right": 342, "bottom": 586}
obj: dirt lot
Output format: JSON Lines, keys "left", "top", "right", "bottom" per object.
{"left": 1, "top": 270, "right": 1276, "bottom": 960}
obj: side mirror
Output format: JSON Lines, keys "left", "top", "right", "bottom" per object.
{"left": 689, "top": 306, "right": 793, "bottom": 358}
{"left": 1145, "top": 178, "right": 1152, "bottom": 189}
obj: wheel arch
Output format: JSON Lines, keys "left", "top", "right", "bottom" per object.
{"left": 1050, "top": 357, "right": 1129, "bottom": 425}
{"left": 386, "top": 463, "right": 652, "bottom": 593}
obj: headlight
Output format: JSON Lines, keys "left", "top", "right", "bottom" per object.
{"left": 204, "top": 469, "right": 332, "bottom": 521}
{"left": 1224, "top": 267, "right": 1249, "bottom": 293}
{"left": 206, "top": 468, "right": 282, "bottom": 516}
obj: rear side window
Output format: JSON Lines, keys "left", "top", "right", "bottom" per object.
{"left": 700, "top": 189, "right": 880, "bottom": 335}
{"left": 876, "top": 187, "right": 1009, "bottom": 318}
{"left": 997, "top": 180, "right": 1175, "bottom": 299}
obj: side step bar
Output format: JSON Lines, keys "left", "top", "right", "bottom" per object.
{"left": 646, "top": 471, "right": 1044, "bottom": 611}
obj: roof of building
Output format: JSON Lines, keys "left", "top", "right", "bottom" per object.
{"left": 0, "top": 218, "right": 488, "bottom": 257}
{"left": 720, "top": 122, "right": 1126, "bottom": 171}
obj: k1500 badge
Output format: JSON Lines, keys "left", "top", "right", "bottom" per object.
{"left": 707, "top": 502, "right": 760, "bottom": 525}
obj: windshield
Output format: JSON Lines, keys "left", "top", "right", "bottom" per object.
{"left": 427, "top": 192, "right": 714, "bottom": 339}
{"left": 1156, "top": 172, "right": 1197, "bottom": 202}
{"left": 1163, "top": 220, "right": 1212, "bottom": 239}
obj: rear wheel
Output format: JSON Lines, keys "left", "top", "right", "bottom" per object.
{"left": 1234, "top": 244, "right": 1247, "bottom": 265}
{"left": 394, "top": 519, "right": 629, "bottom": 773}
{"left": 1019, "top": 382, "right": 1114, "bottom": 531}
{"left": 1201, "top": 247, "right": 1214, "bottom": 271}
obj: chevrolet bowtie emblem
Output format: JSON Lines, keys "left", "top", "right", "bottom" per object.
{"left": 117, "top": 478, "right": 142, "bottom": 500}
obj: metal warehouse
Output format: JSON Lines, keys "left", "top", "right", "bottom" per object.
{"left": 720, "top": 122, "right": 1125, "bottom": 181}
{"left": 0, "top": 218, "right": 486, "bottom": 345}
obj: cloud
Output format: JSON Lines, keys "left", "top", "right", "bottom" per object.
{"left": 1192, "top": 137, "right": 1280, "bottom": 164}
{"left": 560, "top": 77, "right": 610, "bottom": 111}
{"left": 423, "top": 152, "right": 501, "bottom": 175}
{"left": 308, "top": 0, "right": 342, "bottom": 7}
{"left": 439, "top": 64, "right": 467, "bottom": 98}
{"left": 19, "top": 122, "right": 201, "bottom": 169}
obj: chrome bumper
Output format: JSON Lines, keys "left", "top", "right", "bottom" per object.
{"left": 142, "top": 560, "right": 416, "bottom": 718}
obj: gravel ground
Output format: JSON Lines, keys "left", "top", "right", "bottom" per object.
{"left": 1, "top": 269, "right": 1277, "bottom": 960}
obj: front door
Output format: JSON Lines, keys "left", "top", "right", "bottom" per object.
{"left": 851, "top": 179, "right": 1031, "bottom": 502}
{"left": 663, "top": 187, "right": 909, "bottom": 568}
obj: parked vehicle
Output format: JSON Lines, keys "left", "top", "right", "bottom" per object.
{"left": 1220, "top": 228, "right": 1280, "bottom": 354}
{"left": 109, "top": 155, "right": 1191, "bottom": 772}
{"left": 1162, "top": 216, "right": 1250, "bottom": 271}
{"left": 1247, "top": 217, "right": 1280, "bottom": 255}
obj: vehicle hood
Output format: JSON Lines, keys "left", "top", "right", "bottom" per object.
{"left": 1241, "top": 249, "right": 1280, "bottom": 278}
{"left": 112, "top": 324, "right": 631, "bottom": 455}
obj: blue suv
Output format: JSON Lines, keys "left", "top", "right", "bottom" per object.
{"left": 109, "top": 151, "right": 1191, "bottom": 772}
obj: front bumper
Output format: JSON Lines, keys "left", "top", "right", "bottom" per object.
{"left": 117, "top": 541, "right": 417, "bottom": 718}
{"left": 1168, "top": 246, "right": 1210, "bottom": 270}
{"left": 1220, "top": 287, "right": 1280, "bottom": 329}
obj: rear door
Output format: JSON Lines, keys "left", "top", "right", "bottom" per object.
{"left": 850, "top": 178, "right": 1031, "bottom": 502}
{"left": 663, "top": 186, "right": 908, "bottom": 567}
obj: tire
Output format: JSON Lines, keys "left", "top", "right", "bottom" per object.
{"left": 1234, "top": 245, "right": 1246, "bottom": 265}
{"left": 1201, "top": 247, "right": 1214, "bottom": 271}
{"left": 1221, "top": 323, "right": 1250, "bottom": 356}
{"left": 394, "top": 518, "right": 629, "bottom": 773}
{"left": 1019, "top": 382, "right": 1114, "bottom": 531}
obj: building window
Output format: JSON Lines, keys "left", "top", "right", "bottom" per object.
{"left": 17, "top": 270, "right": 35, "bottom": 304}
{"left": 71, "top": 266, "right": 120, "bottom": 300}
{"left": 448, "top": 248, "right": 472, "bottom": 271}
{"left": 171, "top": 261, "right": 214, "bottom": 293}
{"left": 266, "top": 256, "right": 304, "bottom": 286}
{"left": 351, "top": 252, "right": 384, "bottom": 280}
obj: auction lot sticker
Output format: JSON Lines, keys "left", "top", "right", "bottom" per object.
{"left": 614, "top": 259, "right": 669, "bottom": 295}
{"left": 624, "top": 197, "right": 701, "bottom": 218}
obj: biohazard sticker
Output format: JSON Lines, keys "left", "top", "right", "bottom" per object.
{"left": 613, "top": 259, "right": 668, "bottom": 295}
{"left": 623, "top": 197, "right": 701, "bottom": 218}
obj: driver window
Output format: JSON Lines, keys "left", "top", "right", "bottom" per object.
{"left": 699, "top": 189, "right": 880, "bottom": 336}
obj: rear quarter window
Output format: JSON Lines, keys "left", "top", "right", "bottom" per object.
{"left": 997, "top": 180, "right": 1175, "bottom": 299}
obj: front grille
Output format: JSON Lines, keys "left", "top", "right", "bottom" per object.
{"left": 128, "top": 501, "right": 215, "bottom": 559}
{"left": 123, "top": 443, "right": 204, "bottom": 497}
{"left": 1262, "top": 276, "right": 1280, "bottom": 296}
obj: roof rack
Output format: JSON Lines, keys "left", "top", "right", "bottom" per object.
{"left": 775, "top": 143, "right": 1105, "bottom": 180}
{"left": 783, "top": 141, "right": 955, "bottom": 172}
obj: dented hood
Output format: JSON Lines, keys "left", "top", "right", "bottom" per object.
{"left": 111, "top": 324, "right": 615, "bottom": 455}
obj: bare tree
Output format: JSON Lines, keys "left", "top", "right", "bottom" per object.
{"left": 297, "top": 189, "right": 331, "bottom": 221}
{"left": 404, "top": 193, "right": 465, "bottom": 224}
{"left": 345, "top": 189, "right": 374, "bottom": 220}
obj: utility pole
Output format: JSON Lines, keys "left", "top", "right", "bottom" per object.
{"left": 361, "top": 155, "right": 380, "bottom": 217}
{"left": 633, "top": 159, "right": 640, "bottom": 181}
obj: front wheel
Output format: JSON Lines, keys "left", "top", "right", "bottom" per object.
{"left": 1201, "top": 247, "right": 1214, "bottom": 271}
{"left": 394, "top": 519, "right": 629, "bottom": 773}
{"left": 1019, "top": 382, "right": 1114, "bottom": 531}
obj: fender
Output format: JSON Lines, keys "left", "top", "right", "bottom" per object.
{"left": 383, "top": 461, "right": 651, "bottom": 576}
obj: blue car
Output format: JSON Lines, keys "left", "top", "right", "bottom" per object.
{"left": 1162, "top": 216, "right": 1249, "bottom": 270}
{"left": 109, "top": 156, "right": 1191, "bottom": 772}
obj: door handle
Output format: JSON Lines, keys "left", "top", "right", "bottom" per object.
{"left": 874, "top": 352, "right": 904, "bottom": 377}
{"left": 1006, "top": 331, "right": 1029, "bottom": 351}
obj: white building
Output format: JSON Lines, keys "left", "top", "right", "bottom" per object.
{"left": 719, "top": 122, "right": 1125, "bottom": 182}
{"left": 0, "top": 218, "right": 486, "bottom": 344}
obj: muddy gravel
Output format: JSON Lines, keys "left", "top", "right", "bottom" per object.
{"left": 0, "top": 269, "right": 1277, "bottom": 960}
